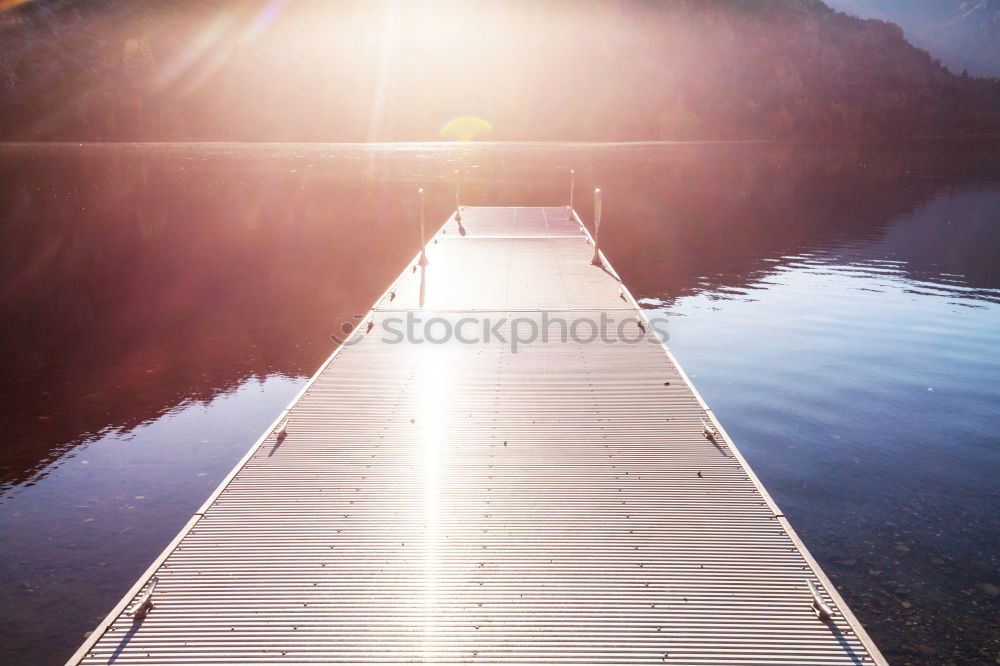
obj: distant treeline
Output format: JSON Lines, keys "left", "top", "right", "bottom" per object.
{"left": 1, "top": 0, "right": 999, "bottom": 141}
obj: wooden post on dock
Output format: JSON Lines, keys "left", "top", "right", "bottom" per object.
{"left": 591, "top": 187, "right": 603, "bottom": 266}
{"left": 418, "top": 187, "right": 428, "bottom": 267}
{"left": 567, "top": 169, "right": 575, "bottom": 219}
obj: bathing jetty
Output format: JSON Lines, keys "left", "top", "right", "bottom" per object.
{"left": 68, "top": 199, "right": 886, "bottom": 665}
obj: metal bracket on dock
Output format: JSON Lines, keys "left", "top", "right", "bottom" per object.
{"left": 808, "top": 579, "right": 834, "bottom": 621}
{"left": 123, "top": 576, "right": 158, "bottom": 618}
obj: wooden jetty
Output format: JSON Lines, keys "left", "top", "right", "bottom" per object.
{"left": 68, "top": 198, "right": 886, "bottom": 665}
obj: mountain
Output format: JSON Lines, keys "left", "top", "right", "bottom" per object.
{"left": 825, "top": 0, "right": 1000, "bottom": 76}
{"left": 0, "top": 0, "right": 998, "bottom": 141}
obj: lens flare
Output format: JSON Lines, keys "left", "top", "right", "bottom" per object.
{"left": 439, "top": 116, "right": 494, "bottom": 142}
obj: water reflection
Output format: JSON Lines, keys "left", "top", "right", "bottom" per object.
{"left": 0, "top": 145, "right": 450, "bottom": 491}
{"left": 0, "top": 141, "right": 998, "bottom": 665}
{"left": 0, "top": 374, "right": 303, "bottom": 664}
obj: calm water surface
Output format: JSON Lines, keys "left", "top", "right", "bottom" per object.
{"left": 0, "top": 141, "right": 998, "bottom": 665}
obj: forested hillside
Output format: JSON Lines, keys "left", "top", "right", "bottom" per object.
{"left": 826, "top": 0, "right": 1000, "bottom": 77}
{"left": 1, "top": 0, "right": 998, "bottom": 141}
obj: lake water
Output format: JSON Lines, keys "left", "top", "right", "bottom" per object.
{"left": 0, "top": 141, "right": 997, "bottom": 665}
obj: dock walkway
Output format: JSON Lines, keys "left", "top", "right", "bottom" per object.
{"left": 70, "top": 205, "right": 886, "bottom": 665}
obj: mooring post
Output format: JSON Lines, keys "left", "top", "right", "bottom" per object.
{"left": 591, "top": 187, "right": 603, "bottom": 266}
{"left": 418, "top": 187, "right": 429, "bottom": 267}
{"left": 567, "top": 169, "right": 575, "bottom": 219}
{"left": 454, "top": 169, "right": 462, "bottom": 222}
